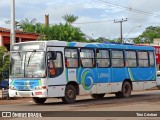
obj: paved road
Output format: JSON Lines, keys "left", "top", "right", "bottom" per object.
{"left": 0, "top": 89, "right": 160, "bottom": 120}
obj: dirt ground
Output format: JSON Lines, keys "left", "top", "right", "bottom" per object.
{"left": 0, "top": 87, "right": 159, "bottom": 105}
{"left": 0, "top": 88, "right": 160, "bottom": 120}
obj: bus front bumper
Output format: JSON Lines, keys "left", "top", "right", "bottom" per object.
{"left": 9, "top": 89, "right": 48, "bottom": 98}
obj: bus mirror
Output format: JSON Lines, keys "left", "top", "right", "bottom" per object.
{"left": 48, "top": 51, "right": 57, "bottom": 60}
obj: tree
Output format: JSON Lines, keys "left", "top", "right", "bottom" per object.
{"left": 134, "top": 26, "right": 160, "bottom": 44}
{"left": 62, "top": 14, "right": 78, "bottom": 25}
{"left": 18, "top": 17, "right": 86, "bottom": 42}
{"left": 18, "top": 18, "right": 37, "bottom": 33}
{"left": 46, "top": 23, "right": 86, "bottom": 42}
{"left": 88, "top": 37, "right": 120, "bottom": 43}
{"left": 0, "top": 46, "right": 9, "bottom": 81}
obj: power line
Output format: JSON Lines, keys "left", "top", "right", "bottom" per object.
{"left": 72, "top": 18, "right": 157, "bottom": 26}
{"left": 72, "top": 19, "right": 113, "bottom": 24}
{"left": 92, "top": 0, "right": 160, "bottom": 17}
{"left": 93, "top": 0, "right": 128, "bottom": 10}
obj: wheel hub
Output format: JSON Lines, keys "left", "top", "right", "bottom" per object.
{"left": 67, "top": 89, "right": 74, "bottom": 99}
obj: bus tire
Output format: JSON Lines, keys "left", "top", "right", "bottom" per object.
{"left": 122, "top": 81, "right": 132, "bottom": 97}
{"left": 32, "top": 97, "right": 47, "bottom": 104}
{"left": 115, "top": 81, "right": 131, "bottom": 98}
{"left": 62, "top": 84, "right": 76, "bottom": 104}
{"left": 91, "top": 94, "right": 105, "bottom": 99}
{"left": 115, "top": 92, "right": 122, "bottom": 98}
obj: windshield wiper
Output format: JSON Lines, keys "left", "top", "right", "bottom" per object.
{"left": 16, "top": 51, "right": 22, "bottom": 61}
{"left": 27, "top": 50, "right": 36, "bottom": 67}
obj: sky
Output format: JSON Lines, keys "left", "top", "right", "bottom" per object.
{"left": 1, "top": 0, "right": 160, "bottom": 40}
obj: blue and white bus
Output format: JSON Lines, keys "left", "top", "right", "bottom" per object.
{"left": 9, "top": 40, "right": 157, "bottom": 104}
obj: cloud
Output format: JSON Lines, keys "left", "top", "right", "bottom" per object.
{"left": 1, "top": 0, "right": 160, "bottom": 39}
{"left": 0, "top": 18, "right": 10, "bottom": 28}
{"left": 73, "top": 16, "right": 120, "bottom": 39}
{"left": 84, "top": 2, "right": 107, "bottom": 9}
{"left": 128, "top": 0, "right": 160, "bottom": 20}
{"left": 20, "top": 1, "right": 85, "bottom": 24}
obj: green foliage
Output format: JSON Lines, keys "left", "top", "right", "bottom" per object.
{"left": 19, "top": 18, "right": 37, "bottom": 33}
{"left": 45, "top": 23, "right": 86, "bottom": 42}
{"left": 62, "top": 14, "right": 78, "bottom": 25}
{"left": 134, "top": 26, "right": 160, "bottom": 44}
{"left": 88, "top": 37, "right": 120, "bottom": 43}
{"left": 0, "top": 46, "right": 9, "bottom": 81}
{"left": 18, "top": 17, "right": 86, "bottom": 42}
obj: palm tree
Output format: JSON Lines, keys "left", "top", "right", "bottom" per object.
{"left": 62, "top": 14, "right": 78, "bottom": 25}
{"left": 18, "top": 18, "right": 37, "bottom": 32}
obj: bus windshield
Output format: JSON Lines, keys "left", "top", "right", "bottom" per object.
{"left": 10, "top": 51, "right": 45, "bottom": 78}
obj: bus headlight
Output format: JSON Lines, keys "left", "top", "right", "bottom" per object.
{"left": 9, "top": 86, "right": 17, "bottom": 90}
{"left": 34, "top": 86, "right": 46, "bottom": 90}
{"left": 33, "top": 74, "right": 41, "bottom": 78}
{"left": 26, "top": 74, "right": 42, "bottom": 78}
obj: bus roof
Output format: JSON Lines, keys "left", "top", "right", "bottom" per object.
{"left": 46, "top": 40, "right": 154, "bottom": 51}
{"left": 13, "top": 40, "right": 154, "bottom": 51}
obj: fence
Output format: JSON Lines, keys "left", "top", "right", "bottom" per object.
{"left": 0, "top": 88, "right": 9, "bottom": 100}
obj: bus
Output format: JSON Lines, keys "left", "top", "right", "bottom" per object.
{"left": 135, "top": 44, "right": 160, "bottom": 71}
{"left": 9, "top": 40, "right": 157, "bottom": 104}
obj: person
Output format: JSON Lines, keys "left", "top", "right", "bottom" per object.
{"left": 48, "top": 60, "right": 56, "bottom": 76}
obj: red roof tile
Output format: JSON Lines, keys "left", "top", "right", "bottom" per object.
{"left": 0, "top": 27, "right": 39, "bottom": 35}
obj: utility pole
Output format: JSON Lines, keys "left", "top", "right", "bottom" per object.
{"left": 114, "top": 18, "right": 127, "bottom": 44}
{"left": 11, "top": 0, "right": 15, "bottom": 50}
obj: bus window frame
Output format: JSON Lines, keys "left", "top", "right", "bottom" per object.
{"left": 148, "top": 51, "right": 155, "bottom": 67}
{"left": 80, "top": 48, "right": 96, "bottom": 68}
{"left": 111, "top": 49, "right": 125, "bottom": 68}
{"left": 96, "top": 48, "right": 111, "bottom": 68}
{"left": 137, "top": 50, "right": 149, "bottom": 68}
{"left": 47, "top": 51, "right": 64, "bottom": 78}
{"left": 64, "top": 47, "right": 79, "bottom": 68}
{"left": 125, "top": 50, "right": 138, "bottom": 68}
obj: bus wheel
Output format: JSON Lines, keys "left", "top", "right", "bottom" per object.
{"left": 62, "top": 84, "right": 76, "bottom": 104}
{"left": 122, "top": 81, "right": 132, "bottom": 97}
{"left": 32, "top": 97, "right": 47, "bottom": 104}
{"left": 115, "top": 92, "right": 122, "bottom": 98}
{"left": 115, "top": 81, "right": 131, "bottom": 98}
{"left": 91, "top": 94, "right": 105, "bottom": 99}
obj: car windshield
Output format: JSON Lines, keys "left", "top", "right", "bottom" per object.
{"left": 10, "top": 51, "right": 45, "bottom": 78}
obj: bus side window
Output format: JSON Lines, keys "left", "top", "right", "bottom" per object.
{"left": 96, "top": 49, "right": 110, "bottom": 68}
{"left": 111, "top": 50, "right": 124, "bottom": 68}
{"left": 65, "top": 48, "right": 79, "bottom": 68}
{"left": 65, "top": 58, "right": 69, "bottom": 67}
{"left": 47, "top": 51, "right": 63, "bottom": 78}
{"left": 138, "top": 51, "right": 149, "bottom": 67}
{"left": 80, "top": 48, "right": 95, "bottom": 68}
{"left": 125, "top": 51, "right": 137, "bottom": 68}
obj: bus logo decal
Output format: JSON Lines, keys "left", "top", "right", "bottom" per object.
{"left": 81, "top": 68, "right": 95, "bottom": 90}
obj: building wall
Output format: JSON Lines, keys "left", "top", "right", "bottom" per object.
{"left": 0, "top": 34, "right": 3, "bottom": 46}
{"left": 0, "top": 31, "right": 39, "bottom": 50}
{"left": 154, "top": 38, "right": 160, "bottom": 44}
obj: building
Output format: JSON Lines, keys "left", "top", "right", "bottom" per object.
{"left": 0, "top": 27, "right": 39, "bottom": 50}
